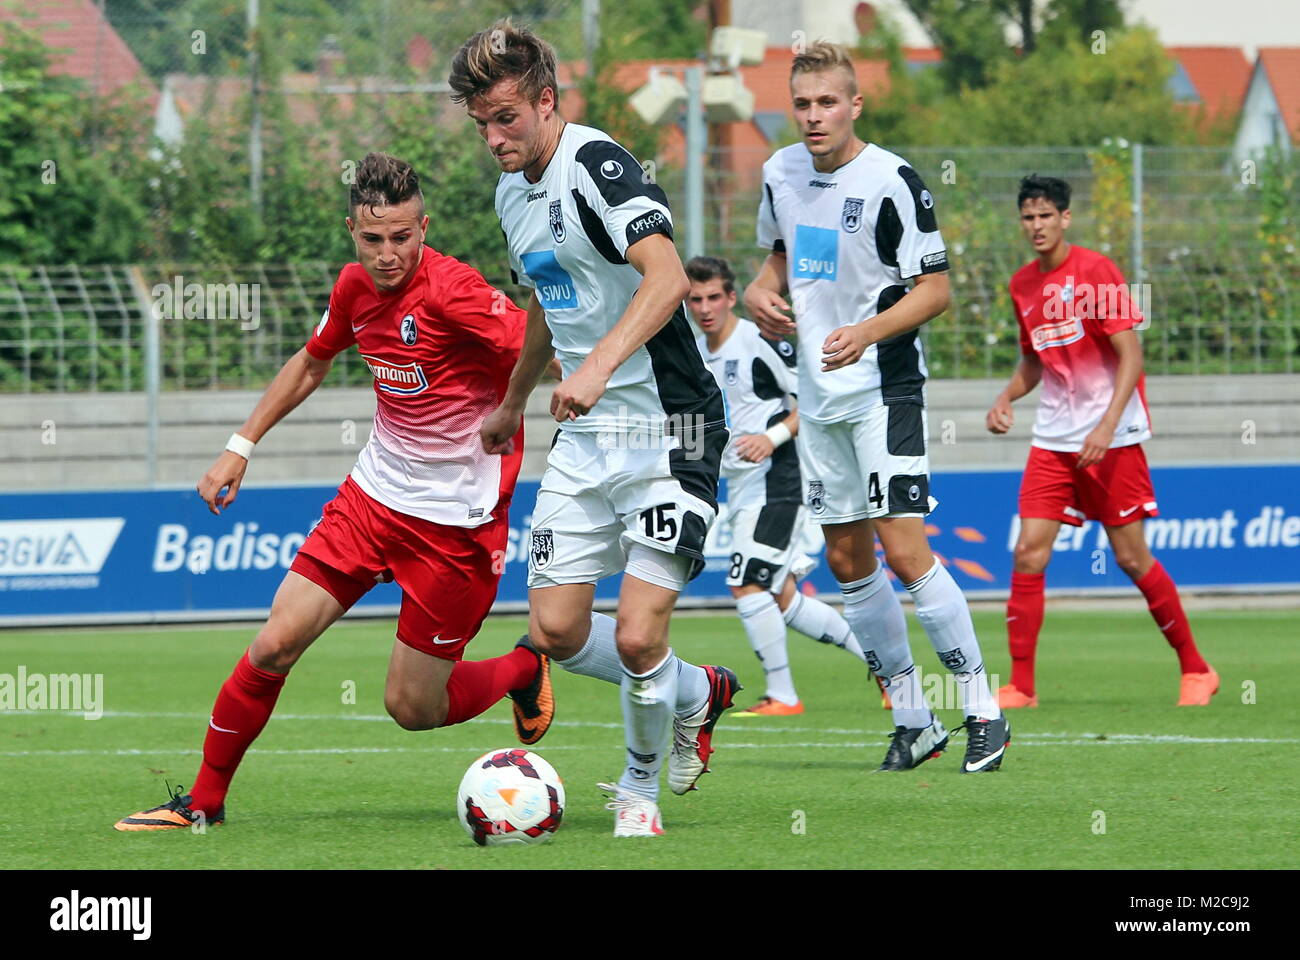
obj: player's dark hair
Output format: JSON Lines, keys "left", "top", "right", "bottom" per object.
{"left": 448, "top": 19, "right": 559, "bottom": 106}
{"left": 350, "top": 152, "right": 424, "bottom": 219}
{"left": 685, "top": 256, "right": 736, "bottom": 295}
{"left": 1018, "top": 174, "right": 1071, "bottom": 212}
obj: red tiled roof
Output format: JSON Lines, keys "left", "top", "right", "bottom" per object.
{"left": 1258, "top": 47, "right": 1300, "bottom": 140}
{"left": 1166, "top": 46, "right": 1251, "bottom": 122}
{"left": 0, "top": 0, "right": 157, "bottom": 106}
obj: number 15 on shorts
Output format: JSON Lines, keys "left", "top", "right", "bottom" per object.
{"left": 639, "top": 504, "right": 678, "bottom": 544}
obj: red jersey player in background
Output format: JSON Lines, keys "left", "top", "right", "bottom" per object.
{"left": 115, "top": 153, "right": 554, "bottom": 830}
{"left": 985, "top": 174, "right": 1217, "bottom": 708}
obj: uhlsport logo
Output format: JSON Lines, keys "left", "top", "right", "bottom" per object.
{"left": 530, "top": 528, "right": 554, "bottom": 570}
{"left": 361, "top": 354, "right": 429, "bottom": 395}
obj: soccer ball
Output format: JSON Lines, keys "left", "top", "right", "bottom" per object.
{"left": 457, "top": 748, "right": 565, "bottom": 846}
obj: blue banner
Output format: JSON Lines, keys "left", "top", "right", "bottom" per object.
{"left": 2, "top": 465, "right": 1298, "bottom": 625}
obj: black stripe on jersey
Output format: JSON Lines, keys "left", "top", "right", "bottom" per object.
{"left": 575, "top": 141, "right": 669, "bottom": 209}
{"left": 764, "top": 183, "right": 787, "bottom": 254}
{"left": 773, "top": 239, "right": 786, "bottom": 254}
{"left": 751, "top": 357, "right": 785, "bottom": 401}
{"left": 763, "top": 410, "right": 802, "bottom": 506}
{"left": 753, "top": 501, "right": 800, "bottom": 550}
{"left": 896, "top": 166, "right": 939, "bottom": 233}
{"left": 761, "top": 334, "right": 797, "bottom": 368}
{"left": 875, "top": 197, "right": 903, "bottom": 269}
{"left": 645, "top": 304, "right": 728, "bottom": 427}
{"left": 876, "top": 284, "right": 925, "bottom": 402}
{"left": 571, "top": 189, "right": 626, "bottom": 265}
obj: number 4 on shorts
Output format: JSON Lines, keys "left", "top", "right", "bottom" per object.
{"left": 868, "top": 472, "right": 885, "bottom": 510}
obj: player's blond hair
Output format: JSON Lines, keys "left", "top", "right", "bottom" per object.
{"left": 790, "top": 40, "right": 859, "bottom": 96}
{"left": 448, "top": 19, "right": 559, "bottom": 106}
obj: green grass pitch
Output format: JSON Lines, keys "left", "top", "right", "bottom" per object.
{"left": 1, "top": 608, "right": 1296, "bottom": 869}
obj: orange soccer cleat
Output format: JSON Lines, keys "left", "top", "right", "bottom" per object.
{"left": 115, "top": 784, "right": 222, "bottom": 832}
{"left": 997, "top": 683, "right": 1039, "bottom": 709}
{"left": 733, "top": 696, "right": 805, "bottom": 717}
{"left": 1177, "top": 666, "right": 1219, "bottom": 706}
{"left": 874, "top": 673, "right": 893, "bottom": 710}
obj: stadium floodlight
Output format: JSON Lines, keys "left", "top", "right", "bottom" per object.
{"left": 702, "top": 73, "right": 755, "bottom": 124}
{"left": 709, "top": 26, "right": 767, "bottom": 68}
{"left": 629, "top": 69, "right": 689, "bottom": 126}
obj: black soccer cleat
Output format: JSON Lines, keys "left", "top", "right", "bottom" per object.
{"left": 876, "top": 717, "right": 949, "bottom": 771}
{"left": 957, "top": 715, "right": 1010, "bottom": 773}
{"left": 507, "top": 634, "right": 554, "bottom": 746}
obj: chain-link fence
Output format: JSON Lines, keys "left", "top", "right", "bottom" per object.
{"left": 3, "top": 144, "right": 1295, "bottom": 394}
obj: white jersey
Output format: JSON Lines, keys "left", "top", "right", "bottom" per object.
{"left": 696, "top": 318, "right": 801, "bottom": 510}
{"left": 496, "top": 122, "right": 724, "bottom": 437}
{"left": 757, "top": 142, "right": 948, "bottom": 423}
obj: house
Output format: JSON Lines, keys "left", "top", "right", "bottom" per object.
{"left": 0, "top": 0, "right": 157, "bottom": 108}
{"left": 1233, "top": 48, "right": 1300, "bottom": 160}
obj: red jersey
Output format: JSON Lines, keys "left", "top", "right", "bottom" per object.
{"left": 305, "top": 245, "right": 526, "bottom": 527}
{"left": 1010, "top": 244, "right": 1150, "bottom": 452}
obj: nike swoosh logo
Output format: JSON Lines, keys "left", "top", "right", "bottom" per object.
{"left": 964, "top": 744, "right": 1006, "bottom": 772}
{"left": 1021, "top": 307, "right": 1033, "bottom": 317}
{"left": 1158, "top": 619, "right": 1176, "bottom": 632}
{"left": 351, "top": 323, "right": 368, "bottom": 333}
{"left": 1118, "top": 505, "right": 1140, "bottom": 517}
{"left": 1006, "top": 616, "right": 1018, "bottom": 622}
{"left": 209, "top": 717, "right": 240, "bottom": 734}
{"left": 431, "top": 636, "right": 462, "bottom": 645}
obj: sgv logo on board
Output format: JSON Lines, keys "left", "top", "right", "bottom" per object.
{"left": 0, "top": 519, "right": 125, "bottom": 576}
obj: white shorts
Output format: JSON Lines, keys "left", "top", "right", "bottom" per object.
{"left": 798, "top": 396, "right": 937, "bottom": 524}
{"left": 721, "top": 502, "right": 813, "bottom": 592}
{"left": 527, "top": 427, "right": 726, "bottom": 590}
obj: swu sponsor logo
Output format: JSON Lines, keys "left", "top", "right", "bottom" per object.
{"left": 521, "top": 249, "right": 579, "bottom": 310}
{"left": 793, "top": 225, "right": 838, "bottom": 280}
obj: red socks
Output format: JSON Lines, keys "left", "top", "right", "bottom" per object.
{"left": 441, "top": 647, "right": 537, "bottom": 727}
{"left": 1007, "top": 572, "right": 1046, "bottom": 696}
{"left": 187, "top": 645, "right": 538, "bottom": 813}
{"left": 1135, "top": 561, "right": 1209, "bottom": 674}
{"left": 189, "top": 650, "right": 286, "bottom": 815}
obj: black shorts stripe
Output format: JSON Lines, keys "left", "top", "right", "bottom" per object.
{"left": 753, "top": 502, "right": 800, "bottom": 551}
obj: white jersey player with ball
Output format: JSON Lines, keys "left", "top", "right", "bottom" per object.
{"left": 455, "top": 21, "right": 741, "bottom": 837}
{"left": 744, "top": 41, "right": 1008, "bottom": 774}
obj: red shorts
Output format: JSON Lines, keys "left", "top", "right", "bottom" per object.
{"left": 290, "top": 477, "right": 508, "bottom": 660}
{"left": 1018, "top": 444, "right": 1159, "bottom": 528}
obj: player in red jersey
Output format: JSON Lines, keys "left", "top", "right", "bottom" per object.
{"left": 114, "top": 154, "right": 554, "bottom": 830}
{"left": 985, "top": 174, "right": 1217, "bottom": 708}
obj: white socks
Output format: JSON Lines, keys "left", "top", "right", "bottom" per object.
{"left": 549, "top": 612, "right": 710, "bottom": 719}
{"left": 737, "top": 592, "right": 798, "bottom": 705}
{"left": 840, "top": 568, "right": 929, "bottom": 728}
{"left": 904, "top": 559, "right": 1001, "bottom": 720}
{"left": 783, "top": 591, "right": 870, "bottom": 664}
{"left": 617, "top": 650, "right": 678, "bottom": 801}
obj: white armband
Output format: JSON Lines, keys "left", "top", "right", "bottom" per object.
{"left": 225, "top": 432, "right": 256, "bottom": 460}
{"left": 764, "top": 422, "right": 793, "bottom": 448}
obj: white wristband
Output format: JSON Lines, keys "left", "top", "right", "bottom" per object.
{"left": 225, "top": 433, "right": 256, "bottom": 460}
{"left": 764, "top": 422, "right": 793, "bottom": 448}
